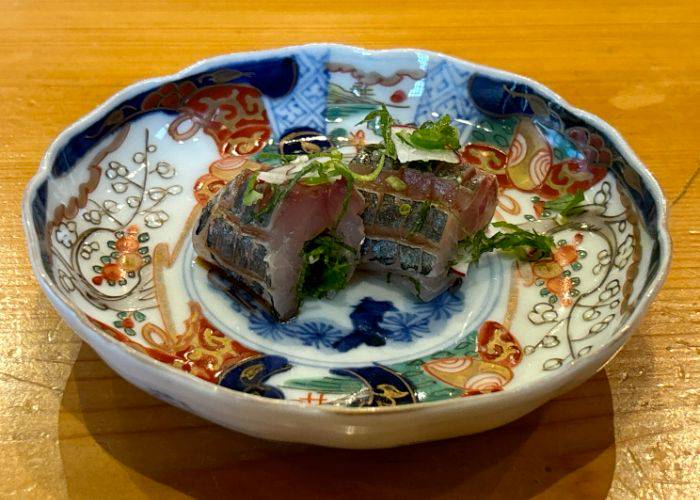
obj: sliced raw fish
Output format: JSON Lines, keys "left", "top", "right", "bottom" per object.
{"left": 193, "top": 168, "right": 365, "bottom": 320}
{"left": 350, "top": 150, "right": 498, "bottom": 300}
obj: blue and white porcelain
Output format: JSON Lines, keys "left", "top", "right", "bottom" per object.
{"left": 23, "top": 44, "right": 670, "bottom": 448}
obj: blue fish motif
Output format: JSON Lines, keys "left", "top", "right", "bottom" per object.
{"left": 332, "top": 297, "right": 398, "bottom": 352}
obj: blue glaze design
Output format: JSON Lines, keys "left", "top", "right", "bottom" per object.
{"left": 533, "top": 120, "right": 584, "bottom": 161}
{"left": 329, "top": 366, "right": 416, "bottom": 406}
{"left": 238, "top": 289, "right": 464, "bottom": 353}
{"left": 381, "top": 313, "right": 430, "bottom": 343}
{"left": 469, "top": 74, "right": 565, "bottom": 131}
{"left": 185, "top": 247, "right": 502, "bottom": 366}
{"left": 292, "top": 321, "right": 344, "bottom": 349}
{"left": 199, "top": 262, "right": 472, "bottom": 355}
{"left": 31, "top": 180, "right": 50, "bottom": 273}
{"left": 469, "top": 74, "right": 536, "bottom": 117}
{"left": 411, "top": 289, "right": 463, "bottom": 321}
{"left": 332, "top": 297, "right": 397, "bottom": 352}
{"left": 609, "top": 158, "right": 659, "bottom": 238}
{"left": 414, "top": 59, "right": 476, "bottom": 136}
{"left": 263, "top": 49, "right": 330, "bottom": 140}
{"left": 248, "top": 310, "right": 288, "bottom": 341}
{"left": 51, "top": 56, "right": 297, "bottom": 178}
{"left": 218, "top": 355, "right": 290, "bottom": 399}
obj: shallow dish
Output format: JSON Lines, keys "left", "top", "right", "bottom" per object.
{"left": 23, "top": 44, "right": 670, "bottom": 448}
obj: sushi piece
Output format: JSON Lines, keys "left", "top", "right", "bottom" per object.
{"left": 193, "top": 163, "right": 365, "bottom": 321}
{"left": 350, "top": 146, "right": 498, "bottom": 300}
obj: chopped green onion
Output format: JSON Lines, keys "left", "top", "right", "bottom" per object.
{"left": 410, "top": 201, "right": 431, "bottom": 233}
{"left": 349, "top": 153, "right": 385, "bottom": 182}
{"left": 242, "top": 173, "right": 263, "bottom": 206}
{"left": 254, "top": 162, "right": 320, "bottom": 219}
{"left": 406, "top": 276, "right": 422, "bottom": 295}
{"left": 253, "top": 149, "right": 386, "bottom": 222}
{"left": 357, "top": 105, "right": 396, "bottom": 159}
{"left": 385, "top": 175, "right": 407, "bottom": 191}
{"left": 399, "top": 203, "right": 411, "bottom": 216}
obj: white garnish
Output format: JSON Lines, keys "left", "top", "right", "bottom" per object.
{"left": 450, "top": 261, "right": 470, "bottom": 277}
{"left": 257, "top": 164, "right": 296, "bottom": 184}
{"left": 391, "top": 125, "right": 460, "bottom": 164}
{"left": 256, "top": 155, "right": 335, "bottom": 184}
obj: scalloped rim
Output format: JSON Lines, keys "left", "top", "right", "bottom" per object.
{"left": 22, "top": 43, "right": 671, "bottom": 416}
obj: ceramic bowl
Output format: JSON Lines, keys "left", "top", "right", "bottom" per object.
{"left": 23, "top": 44, "right": 670, "bottom": 448}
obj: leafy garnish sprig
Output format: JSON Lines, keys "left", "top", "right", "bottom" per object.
{"left": 252, "top": 161, "right": 322, "bottom": 220}
{"left": 242, "top": 172, "right": 263, "bottom": 206}
{"left": 244, "top": 149, "right": 385, "bottom": 223}
{"left": 357, "top": 106, "right": 462, "bottom": 157}
{"left": 460, "top": 222, "right": 554, "bottom": 263}
{"left": 396, "top": 115, "right": 460, "bottom": 151}
{"left": 298, "top": 233, "right": 358, "bottom": 299}
{"left": 543, "top": 190, "right": 586, "bottom": 218}
{"left": 248, "top": 151, "right": 375, "bottom": 299}
{"left": 357, "top": 104, "right": 397, "bottom": 159}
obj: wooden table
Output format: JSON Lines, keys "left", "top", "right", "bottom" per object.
{"left": 1, "top": 1, "right": 698, "bottom": 497}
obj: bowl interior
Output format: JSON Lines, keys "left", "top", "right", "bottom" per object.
{"left": 26, "top": 45, "right": 668, "bottom": 409}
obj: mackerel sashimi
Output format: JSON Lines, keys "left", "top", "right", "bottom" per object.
{"left": 350, "top": 146, "right": 499, "bottom": 300}
{"left": 191, "top": 108, "right": 519, "bottom": 321}
{"left": 193, "top": 166, "right": 365, "bottom": 321}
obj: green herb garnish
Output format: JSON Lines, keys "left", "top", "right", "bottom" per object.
{"left": 254, "top": 162, "right": 320, "bottom": 220}
{"left": 358, "top": 105, "right": 396, "bottom": 159}
{"left": 345, "top": 153, "right": 385, "bottom": 182}
{"left": 460, "top": 221, "right": 554, "bottom": 263}
{"left": 242, "top": 172, "right": 263, "bottom": 206}
{"left": 543, "top": 190, "right": 586, "bottom": 217}
{"left": 331, "top": 161, "right": 356, "bottom": 229}
{"left": 410, "top": 200, "right": 431, "bottom": 233}
{"left": 385, "top": 175, "right": 407, "bottom": 191}
{"left": 254, "top": 150, "right": 384, "bottom": 223}
{"left": 406, "top": 276, "right": 422, "bottom": 295}
{"left": 299, "top": 233, "right": 357, "bottom": 299}
{"left": 396, "top": 115, "right": 460, "bottom": 151}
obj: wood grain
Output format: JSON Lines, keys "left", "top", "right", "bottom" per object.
{"left": 1, "top": 0, "right": 698, "bottom": 498}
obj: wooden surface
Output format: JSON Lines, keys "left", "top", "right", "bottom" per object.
{"left": 1, "top": 1, "right": 698, "bottom": 498}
